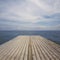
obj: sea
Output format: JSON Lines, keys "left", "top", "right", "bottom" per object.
{"left": 0, "top": 30, "right": 60, "bottom": 45}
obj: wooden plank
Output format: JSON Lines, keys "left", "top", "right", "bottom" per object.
{"left": 28, "top": 36, "right": 33, "bottom": 60}
{"left": 0, "top": 35, "right": 60, "bottom": 60}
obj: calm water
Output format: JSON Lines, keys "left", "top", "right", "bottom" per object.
{"left": 0, "top": 31, "right": 60, "bottom": 45}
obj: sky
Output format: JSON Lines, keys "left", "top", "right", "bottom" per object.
{"left": 0, "top": 0, "right": 60, "bottom": 30}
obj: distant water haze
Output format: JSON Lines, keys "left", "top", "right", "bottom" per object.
{"left": 0, "top": 31, "right": 60, "bottom": 45}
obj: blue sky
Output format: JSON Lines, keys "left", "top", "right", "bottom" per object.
{"left": 0, "top": 0, "right": 60, "bottom": 30}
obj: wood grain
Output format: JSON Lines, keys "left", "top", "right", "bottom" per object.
{"left": 0, "top": 36, "right": 60, "bottom": 60}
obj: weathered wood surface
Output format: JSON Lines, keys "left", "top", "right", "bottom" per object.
{"left": 0, "top": 36, "right": 60, "bottom": 60}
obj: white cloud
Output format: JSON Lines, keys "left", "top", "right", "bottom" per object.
{"left": 29, "top": 0, "right": 52, "bottom": 13}
{"left": 0, "top": 0, "right": 60, "bottom": 30}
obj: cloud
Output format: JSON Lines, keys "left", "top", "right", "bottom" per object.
{"left": 0, "top": 0, "right": 60, "bottom": 30}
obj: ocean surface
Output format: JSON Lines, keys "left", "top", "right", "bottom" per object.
{"left": 0, "top": 31, "right": 60, "bottom": 45}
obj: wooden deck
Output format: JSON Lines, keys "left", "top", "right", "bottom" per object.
{"left": 0, "top": 36, "right": 60, "bottom": 60}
